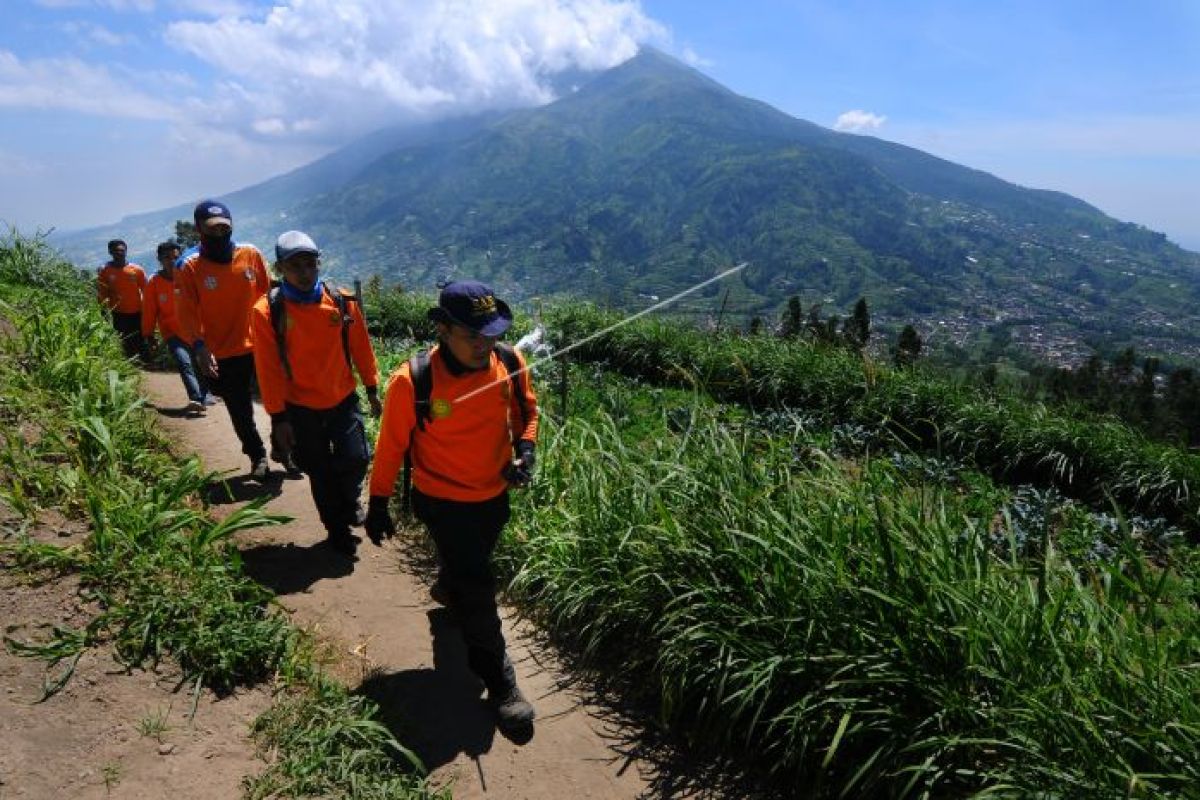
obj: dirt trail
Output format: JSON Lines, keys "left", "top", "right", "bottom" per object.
{"left": 141, "top": 370, "right": 659, "bottom": 799}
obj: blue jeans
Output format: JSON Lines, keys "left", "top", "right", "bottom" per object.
{"left": 165, "top": 336, "right": 207, "bottom": 403}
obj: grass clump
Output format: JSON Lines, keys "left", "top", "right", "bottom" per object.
{"left": 245, "top": 676, "right": 445, "bottom": 800}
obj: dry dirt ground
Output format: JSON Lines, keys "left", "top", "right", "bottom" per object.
{"left": 0, "top": 365, "right": 732, "bottom": 799}
{"left": 1, "top": 508, "right": 273, "bottom": 800}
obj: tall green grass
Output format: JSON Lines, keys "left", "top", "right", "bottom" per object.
{"left": 544, "top": 305, "right": 1200, "bottom": 530}
{"left": 498, "top": 404, "right": 1199, "bottom": 796}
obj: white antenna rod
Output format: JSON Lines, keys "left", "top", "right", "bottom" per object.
{"left": 453, "top": 263, "right": 748, "bottom": 405}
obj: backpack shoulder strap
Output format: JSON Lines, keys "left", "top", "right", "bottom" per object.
{"left": 401, "top": 348, "right": 433, "bottom": 518}
{"left": 267, "top": 283, "right": 292, "bottom": 381}
{"left": 494, "top": 342, "right": 528, "bottom": 431}
{"left": 323, "top": 282, "right": 355, "bottom": 370}
{"left": 409, "top": 349, "right": 433, "bottom": 432}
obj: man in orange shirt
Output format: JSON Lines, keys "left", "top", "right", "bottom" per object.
{"left": 96, "top": 239, "right": 148, "bottom": 361}
{"left": 364, "top": 280, "right": 539, "bottom": 733}
{"left": 175, "top": 199, "right": 271, "bottom": 478}
{"left": 142, "top": 241, "right": 216, "bottom": 415}
{"left": 250, "top": 231, "right": 382, "bottom": 555}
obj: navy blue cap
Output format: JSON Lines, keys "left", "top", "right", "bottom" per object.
{"left": 428, "top": 280, "right": 512, "bottom": 337}
{"left": 193, "top": 199, "right": 232, "bottom": 229}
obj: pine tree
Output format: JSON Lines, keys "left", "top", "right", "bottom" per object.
{"left": 842, "top": 297, "right": 870, "bottom": 351}
{"left": 894, "top": 325, "right": 922, "bottom": 367}
{"left": 779, "top": 295, "right": 803, "bottom": 339}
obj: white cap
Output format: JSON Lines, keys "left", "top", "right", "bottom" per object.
{"left": 275, "top": 230, "right": 319, "bottom": 262}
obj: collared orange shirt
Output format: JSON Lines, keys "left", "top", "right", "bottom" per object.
{"left": 141, "top": 273, "right": 182, "bottom": 340}
{"left": 369, "top": 344, "right": 539, "bottom": 503}
{"left": 250, "top": 288, "right": 380, "bottom": 415}
{"left": 175, "top": 245, "right": 269, "bottom": 359}
{"left": 96, "top": 263, "right": 147, "bottom": 314}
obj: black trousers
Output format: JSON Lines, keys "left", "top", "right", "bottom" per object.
{"left": 111, "top": 311, "right": 144, "bottom": 361}
{"left": 286, "top": 392, "right": 371, "bottom": 537}
{"left": 412, "top": 489, "right": 513, "bottom": 691}
{"left": 209, "top": 353, "right": 266, "bottom": 460}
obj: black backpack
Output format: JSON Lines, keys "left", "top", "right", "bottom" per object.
{"left": 267, "top": 281, "right": 356, "bottom": 381}
{"left": 400, "top": 342, "right": 528, "bottom": 513}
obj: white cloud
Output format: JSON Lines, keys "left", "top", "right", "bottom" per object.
{"left": 61, "top": 21, "right": 134, "bottom": 47}
{"left": 166, "top": 0, "right": 668, "bottom": 144}
{"left": 0, "top": 50, "right": 172, "bottom": 120}
{"left": 834, "top": 109, "right": 887, "bottom": 132}
{"left": 36, "top": 0, "right": 156, "bottom": 10}
{"left": 169, "top": 0, "right": 256, "bottom": 17}
{"left": 681, "top": 46, "right": 713, "bottom": 68}
{"left": 0, "top": 149, "right": 45, "bottom": 176}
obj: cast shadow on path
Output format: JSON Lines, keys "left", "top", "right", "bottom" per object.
{"left": 202, "top": 473, "right": 285, "bottom": 505}
{"left": 239, "top": 540, "right": 356, "bottom": 596}
{"left": 356, "top": 607, "right": 533, "bottom": 780}
{"left": 149, "top": 403, "right": 200, "bottom": 419}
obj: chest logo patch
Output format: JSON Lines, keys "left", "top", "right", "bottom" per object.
{"left": 243, "top": 269, "right": 256, "bottom": 282}
{"left": 204, "top": 276, "right": 218, "bottom": 291}
{"left": 431, "top": 398, "right": 453, "bottom": 420}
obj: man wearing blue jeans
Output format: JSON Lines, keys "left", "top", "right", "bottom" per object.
{"left": 142, "top": 241, "right": 217, "bottom": 414}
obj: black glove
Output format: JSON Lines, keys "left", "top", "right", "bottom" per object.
{"left": 364, "top": 496, "right": 396, "bottom": 546}
{"left": 503, "top": 440, "right": 536, "bottom": 487}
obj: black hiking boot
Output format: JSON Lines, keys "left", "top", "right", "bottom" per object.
{"left": 270, "top": 447, "right": 301, "bottom": 476}
{"left": 325, "top": 530, "right": 359, "bottom": 557}
{"left": 475, "top": 651, "right": 535, "bottom": 731}
{"left": 491, "top": 681, "right": 535, "bottom": 730}
{"left": 249, "top": 456, "right": 270, "bottom": 480}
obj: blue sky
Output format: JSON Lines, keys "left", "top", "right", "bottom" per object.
{"left": 1, "top": 0, "right": 1197, "bottom": 250}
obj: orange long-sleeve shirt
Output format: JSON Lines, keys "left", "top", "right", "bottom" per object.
{"left": 96, "top": 263, "right": 147, "bottom": 314}
{"left": 175, "top": 245, "right": 269, "bottom": 359}
{"left": 140, "top": 273, "right": 182, "bottom": 340}
{"left": 369, "top": 344, "right": 539, "bottom": 503}
{"left": 250, "top": 287, "right": 380, "bottom": 415}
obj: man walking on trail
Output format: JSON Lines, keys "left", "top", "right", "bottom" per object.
{"left": 142, "top": 241, "right": 216, "bottom": 415}
{"left": 363, "top": 280, "right": 540, "bottom": 732}
{"left": 250, "top": 231, "right": 382, "bottom": 556}
{"left": 96, "top": 239, "right": 147, "bottom": 361}
{"left": 175, "top": 199, "right": 272, "bottom": 478}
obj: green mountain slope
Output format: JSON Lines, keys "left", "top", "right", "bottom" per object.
{"left": 52, "top": 48, "right": 1200, "bottom": 364}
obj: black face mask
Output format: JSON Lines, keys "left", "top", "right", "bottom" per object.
{"left": 200, "top": 232, "right": 235, "bottom": 263}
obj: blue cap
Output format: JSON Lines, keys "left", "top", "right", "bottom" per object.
{"left": 429, "top": 280, "right": 512, "bottom": 337}
{"left": 193, "top": 199, "right": 232, "bottom": 229}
